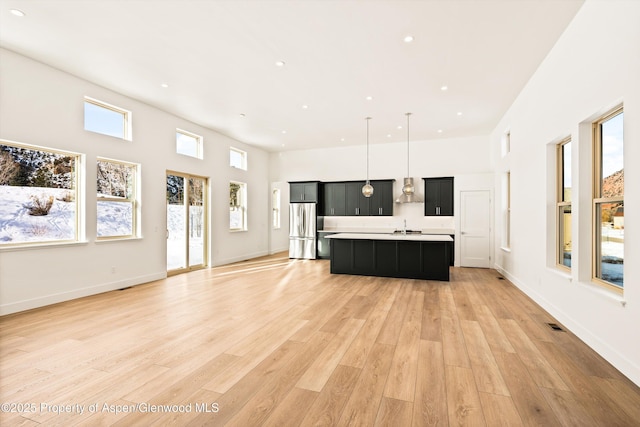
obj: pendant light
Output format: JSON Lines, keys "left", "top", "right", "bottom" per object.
{"left": 362, "top": 117, "right": 374, "bottom": 197}
{"left": 395, "top": 112, "right": 422, "bottom": 203}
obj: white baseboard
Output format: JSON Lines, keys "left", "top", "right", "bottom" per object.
{"left": 493, "top": 263, "right": 640, "bottom": 387}
{"left": 213, "top": 250, "right": 270, "bottom": 267}
{"left": 0, "top": 272, "right": 167, "bottom": 316}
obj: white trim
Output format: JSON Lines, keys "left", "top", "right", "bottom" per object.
{"left": 0, "top": 272, "right": 166, "bottom": 315}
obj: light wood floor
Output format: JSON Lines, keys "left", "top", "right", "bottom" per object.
{"left": 1, "top": 253, "right": 639, "bottom": 426}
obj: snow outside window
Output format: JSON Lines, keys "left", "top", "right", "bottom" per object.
{"left": 592, "top": 107, "right": 624, "bottom": 291}
{"left": 0, "top": 140, "right": 80, "bottom": 246}
{"left": 97, "top": 158, "right": 138, "bottom": 239}
{"left": 230, "top": 181, "right": 247, "bottom": 231}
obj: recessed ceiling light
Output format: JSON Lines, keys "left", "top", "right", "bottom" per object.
{"left": 437, "top": 129, "right": 443, "bottom": 133}
{"left": 160, "top": 83, "right": 169, "bottom": 88}
{"left": 281, "top": 130, "right": 287, "bottom": 134}
{"left": 366, "top": 96, "right": 373, "bottom": 101}
{"left": 275, "top": 60, "right": 285, "bottom": 67}
{"left": 397, "top": 125, "right": 402, "bottom": 130}
{"left": 440, "top": 85, "right": 448, "bottom": 91}
{"left": 302, "top": 105, "right": 309, "bottom": 109}
{"left": 340, "top": 138, "right": 345, "bottom": 142}
{"left": 457, "top": 112, "right": 463, "bottom": 116}
{"left": 239, "top": 113, "right": 246, "bottom": 118}
{"left": 386, "top": 134, "right": 392, "bottom": 138}
{"left": 10, "top": 9, "right": 25, "bottom": 17}
{"left": 403, "top": 35, "right": 414, "bottom": 43}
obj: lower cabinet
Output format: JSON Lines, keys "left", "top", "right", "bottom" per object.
{"left": 329, "top": 238, "right": 451, "bottom": 281}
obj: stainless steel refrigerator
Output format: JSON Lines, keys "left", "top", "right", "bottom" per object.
{"left": 289, "top": 203, "right": 317, "bottom": 259}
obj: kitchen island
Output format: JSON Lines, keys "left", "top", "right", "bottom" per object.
{"left": 326, "top": 233, "right": 452, "bottom": 281}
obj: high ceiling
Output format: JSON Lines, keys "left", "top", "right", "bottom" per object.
{"left": 0, "top": 0, "right": 584, "bottom": 152}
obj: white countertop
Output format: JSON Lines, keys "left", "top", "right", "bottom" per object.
{"left": 319, "top": 228, "right": 454, "bottom": 235}
{"left": 325, "top": 233, "right": 453, "bottom": 242}
{"left": 421, "top": 228, "right": 455, "bottom": 235}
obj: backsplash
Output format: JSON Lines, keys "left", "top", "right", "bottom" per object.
{"left": 322, "top": 210, "right": 455, "bottom": 231}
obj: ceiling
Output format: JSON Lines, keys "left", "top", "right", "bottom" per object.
{"left": 0, "top": 0, "right": 584, "bottom": 152}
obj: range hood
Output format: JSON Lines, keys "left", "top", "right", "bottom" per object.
{"left": 395, "top": 177, "right": 423, "bottom": 203}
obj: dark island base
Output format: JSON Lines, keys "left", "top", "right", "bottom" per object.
{"left": 329, "top": 238, "right": 451, "bottom": 281}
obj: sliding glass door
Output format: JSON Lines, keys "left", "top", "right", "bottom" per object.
{"left": 166, "top": 172, "right": 207, "bottom": 274}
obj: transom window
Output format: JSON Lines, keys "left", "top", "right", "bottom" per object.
{"left": 230, "top": 147, "right": 247, "bottom": 170}
{"left": 593, "top": 107, "right": 623, "bottom": 291}
{"left": 0, "top": 140, "right": 80, "bottom": 246}
{"left": 97, "top": 158, "right": 138, "bottom": 239}
{"left": 84, "top": 97, "right": 131, "bottom": 140}
{"left": 176, "top": 129, "right": 203, "bottom": 159}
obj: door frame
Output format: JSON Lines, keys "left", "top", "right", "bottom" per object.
{"left": 166, "top": 170, "right": 209, "bottom": 276}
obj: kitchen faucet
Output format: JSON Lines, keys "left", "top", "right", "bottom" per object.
{"left": 403, "top": 219, "right": 407, "bottom": 235}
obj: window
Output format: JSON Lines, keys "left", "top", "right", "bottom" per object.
{"left": 0, "top": 140, "right": 80, "bottom": 246}
{"left": 84, "top": 97, "right": 131, "bottom": 140}
{"left": 230, "top": 147, "right": 247, "bottom": 170}
{"left": 176, "top": 129, "right": 203, "bottom": 159}
{"left": 97, "top": 158, "right": 138, "bottom": 239}
{"left": 502, "top": 130, "right": 511, "bottom": 157}
{"left": 502, "top": 171, "right": 511, "bottom": 249}
{"left": 593, "top": 107, "right": 624, "bottom": 290}
{"left": 557, "top": 138, "right": 572, "bottom": 268}
{"left": 230, "top": 181, "right": 247, "bottom": 231}
{"left": 272, "top": 188, "right": 281, "bottom": 229}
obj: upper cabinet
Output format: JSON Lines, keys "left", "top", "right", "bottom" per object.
{"left": 345, "top": 181, "right": 370, "bottom": 216}
{"left": 323, "top": 182, "right": 347, "bottom": 216}
{"left": 321, "top": 180, "right": 394, "bottom": 216}
{"left": 289, "top": 181, "right": 320, "bottom": 203}
{"left": 368, "top": 180, "right": 394, "bottom": 216}
{"left": 423, "top": 177, "right": 454, "bottom": 216}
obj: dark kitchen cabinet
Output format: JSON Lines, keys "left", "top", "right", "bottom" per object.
{"left": 369, "top": 180, "right": 394, "bottom": 216}
{"left": 329, "top": 237, "right": 451, "bottom": 281}
{"left": 323, "top": 182, "right": 346, "bottom": 216}
{"left": 321, "top": 179, "right": 394, "bottom": 217}
{"left": 345, "top": 181, "right": 370, "bottom": 216}
{"left": 423, "top": 177, "right": 454, "bottom": 216}
{"left": 289, "top": 181, "right": 320, "bottom": 203}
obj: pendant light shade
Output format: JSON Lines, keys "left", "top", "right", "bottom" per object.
{"left": 362, "top": 117, "right": 374, "bottom": 197}
{"left": 395, "top": 112, "right": 422, "bottom": 203}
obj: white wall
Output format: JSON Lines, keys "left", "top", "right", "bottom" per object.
{"left": 0, "top": 49, "right": 271, "bottom": 315}
{"left": 269, "top": 135, "right": 493, "bottom": 259}
{"left": 491, "top": 0, "right": 640, "bottom": 385}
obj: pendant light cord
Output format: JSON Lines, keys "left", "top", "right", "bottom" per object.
{"left": 366, "top": 117, "right": 371, "bottom": 183}
{"left": 406, "top": 112, "right": 411, "bottom": 176}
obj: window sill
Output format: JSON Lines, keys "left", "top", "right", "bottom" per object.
{"left": 547, "top": 266, "right": 572, "bottom": 283}
{"left": 230, "top": 229, "right": 248, "bottom": 233}
{"left": 95, "top": 236, "right": 143, "bottom": 244}
{"left": 0, "top": 240, "right": 89, "bottom": 252}
{"left": 580, "top": 280, "right": 626, "bottom": 307}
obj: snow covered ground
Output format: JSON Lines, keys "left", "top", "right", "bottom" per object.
{"left": 0, "top": 186, "right": 76, "bottom": 243}
{"left": 0, "top": 186, "right": 134, "bottom": 243}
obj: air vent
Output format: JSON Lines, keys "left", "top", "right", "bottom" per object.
{"left": 547, "top": 322, "right": 565, "bottom": 332}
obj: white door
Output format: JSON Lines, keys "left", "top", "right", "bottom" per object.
{"left": 460, "top": 190, "right": 491, "bottom": 268}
